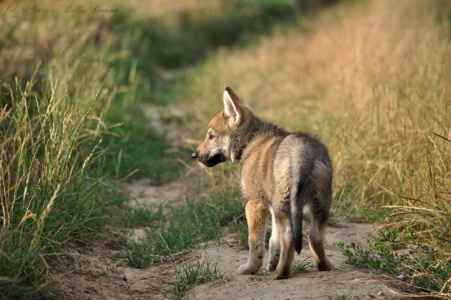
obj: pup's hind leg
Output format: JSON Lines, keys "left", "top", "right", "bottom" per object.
{"left": 308, "top": 199, "right": 334, "bottom": 271}
{"left": 238, "top": 200, "right": 268, "bottom": 275}
{"left": 267, "top": 207, "right": 280, "bottom": 271}
{"left": 271, "top": 207, "right": 295, "bottom": 279}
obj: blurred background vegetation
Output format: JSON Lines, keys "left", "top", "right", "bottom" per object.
{"left": 0, "top": 0, "right": 449, "bottom": 298}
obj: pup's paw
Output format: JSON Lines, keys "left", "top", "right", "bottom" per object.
{"left": 317, "top": 261, "right": 335, "bottom": 271}
{"left": 271, "top": 268, "right": 291, "bottom": 280}
{"left": 266, "top": 261, "right": 277, "bottom": 271}
{"left": 237, "top": 263, "right": 257, "bottom": 275}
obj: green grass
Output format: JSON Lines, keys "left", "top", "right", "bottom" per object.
{"left": 328, "top": 294, "right": 350, "bottom": 300}
{"left": 0, "top": 70, "right": 126, "bottom": 298}
{"left": 120, "top": 204, "right": 165, "bottom": 228}
{"left": 121, "top": 183, "right": 244, "bottom": 268}
{"left": 247, "top": 271, "right": 271, "bottom": 282}
{"left": 230, "top": 220, "right": 249, "bottom": 249}
{"left": 101, "top": 101, "right": 183, "bottom": 182}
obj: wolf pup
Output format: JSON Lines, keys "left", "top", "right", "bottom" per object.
{"left": 192, "top": 87, "right": 334, "bottom": 279}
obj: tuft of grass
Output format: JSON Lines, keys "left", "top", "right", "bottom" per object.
{"left": 120, "top": 180, "right": 244, "bottom": 268}
{"left": 120, "top": 204, "right": 165, "bottom": 228}
{"left": 337, "top": 232, "right": 407, "bottom": 274}
{"left": 164, "top": 260, "right": 228, "bottom": 300}
{"left": 328, "top": 294, "right": 350, "bottom": 300}
{"left": 247, "top": 271, "right": 271, "bottom": 282}
{"left": 292, "top": 257, "right": 313, "bottom": 274}
{"left": 120, "top": 238, "right": 157, "bottom": 269}
{"left": 230, "top": 219, "right": 272, "bottom": 250}
{"left": 230, "top": 220, "right": 249, "bottom": 249}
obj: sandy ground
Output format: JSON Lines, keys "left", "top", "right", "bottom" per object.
{"left": 189, "top": 223, "right": 405, "bottom": 300}
{"left": 52, "top": 239, "right": 178, "bottom": 300}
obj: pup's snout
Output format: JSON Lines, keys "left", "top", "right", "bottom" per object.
{"left": 191, "top": 152, "right": 198, "bottom": 159}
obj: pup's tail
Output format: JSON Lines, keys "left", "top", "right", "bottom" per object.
{"left": 290, "top": 160, "right": 314, "bottom": 254}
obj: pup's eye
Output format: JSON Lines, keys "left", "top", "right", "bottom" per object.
{"left": 208, "top": 133, "right": 215, "bottom": 140}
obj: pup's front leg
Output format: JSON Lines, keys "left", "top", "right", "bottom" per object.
{"left": 238, "top": 200, "right": 268, "bottom": 275}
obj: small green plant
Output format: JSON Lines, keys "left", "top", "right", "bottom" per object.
{"left": 247, "top": 271, "right": 271, "bottom": 282}
{"left": 292, "top": 257, "right": 313, "bottom": 274}
{"left": 328, "top": 294, "right": 350, "bottom": 300}
{"left": 165, "top": 260, "right": 228, "bottom": 300}
{"left": 337, "top": 230, "right": 407, "bottom": 273}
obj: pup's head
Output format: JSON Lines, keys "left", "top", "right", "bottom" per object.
{"left": 192, "top": 87, "right": 243, "bottom": 167}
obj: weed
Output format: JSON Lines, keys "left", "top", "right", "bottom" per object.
{"left": 337, "top": 233, "right": 407, "bottom": 274}
{"left": 247, "top": 271, "right": 271, "bottom": 282}
{"left": 165, "top": 260, "right": 228, "bottom": 300}
{"left": 292, "top": 257, "right": 314, "bottom": 274}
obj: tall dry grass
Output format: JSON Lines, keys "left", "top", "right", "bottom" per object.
{"left": 182, "top": 0, "right": 449, "bottom": 218}
{"left": 180, "top": 0, "right": 450, "bottom": 295}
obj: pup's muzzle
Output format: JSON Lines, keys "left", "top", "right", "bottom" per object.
{"left": 191, "top": 152, "right": 198, "bottom": 160}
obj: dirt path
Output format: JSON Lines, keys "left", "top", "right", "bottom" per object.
{"left": 53, "top": 103, "right": 406, "bottom": 299}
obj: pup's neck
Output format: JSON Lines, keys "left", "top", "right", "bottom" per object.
{"left": 231, "top": 112, "right": 287, "bottom": 161}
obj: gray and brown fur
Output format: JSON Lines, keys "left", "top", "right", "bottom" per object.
{"left": 192, "top": 87, "right": 334, "bottom": 279}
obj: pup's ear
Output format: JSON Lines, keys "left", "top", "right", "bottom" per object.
{"left": 223, "top": 87, "right": 241, "bottom": 126}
